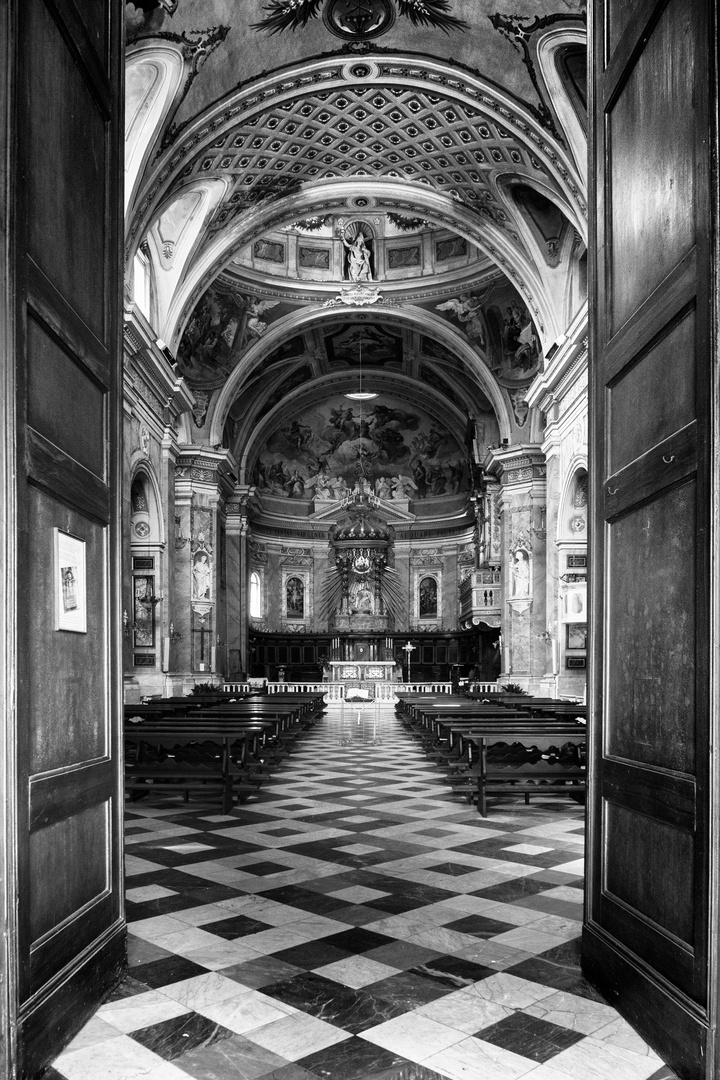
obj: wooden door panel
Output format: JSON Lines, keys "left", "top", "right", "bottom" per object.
{"left": 608, "top": 309, "right": 695, "bottom": 472}
{"left": 603, "top": 422, "right": 697, "bottom": 520}
{"left": 22, "top": 0, "right": 111, "bottom": 345}
{"left": 67, "top": 0, "right": 108, "bottom": 61}
{"left": 26, "top": 314, "right": 106, "bottom": 477}
{"left": 606, "top": 0, "right": 696, "bottom": 334}
{"left": 603, "top": 804, "right": 695, "bottom": 941}
{"left": 606, "top": 480, "right": 696, "bottom": 771}
{"left": 25, "top": 491, "right": 108, "bottom": 774}
{"left": 7, "top": 0, "right": 125, "bottom": 1073}
{"left": 587, "top": 0, "right": 715, "bottom": 1072}
{"left": 29, "top": 814, "right": 108, "bottom": 945}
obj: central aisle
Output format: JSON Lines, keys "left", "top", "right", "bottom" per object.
{"left": 50, "top": 706, "right": 673, "bottom": 1080}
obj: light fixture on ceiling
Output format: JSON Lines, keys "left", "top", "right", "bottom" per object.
{"left": 344, "top": 339, "right": 378, "bottom": 401}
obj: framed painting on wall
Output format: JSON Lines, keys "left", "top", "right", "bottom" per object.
{"left": 133, "top": 575, "right": 155, "bottom": 647}
{"left": 54, "top": 529, "right": 87, "bottom": 633}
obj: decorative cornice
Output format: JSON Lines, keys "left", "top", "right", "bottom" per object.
{"left": 525, "top": 302, "right": 588, "bottom": 412}
{"left": 123, "top": 304, "right": 195, "bottom": 420}
{"left": 175, "top": 445, "right": 238, "bottom": 494}
{"left": 483, "top": 442, "right": 546, "bottom": 484}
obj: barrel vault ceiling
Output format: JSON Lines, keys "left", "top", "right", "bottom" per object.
{"left": 125, "top": 0, "right": 587, "bottom": 475}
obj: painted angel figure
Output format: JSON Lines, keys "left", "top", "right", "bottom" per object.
{"left": 436, "top": 295, "right": 487, "bottom": 348}
{"left": 241, "top": 297, "right": 280, "bottom": 346}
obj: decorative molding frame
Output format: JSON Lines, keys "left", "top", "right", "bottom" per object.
{"left": 412, "top": 568, "right": 442, "bottom": 624}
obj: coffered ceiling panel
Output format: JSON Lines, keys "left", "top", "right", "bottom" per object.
{"left": 184, "top": 83, "right": 547, "bottom": 236}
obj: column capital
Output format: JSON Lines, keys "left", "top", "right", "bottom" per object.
{"left": 175, "top": 445, "right": 238, "bottom": 503}
{"left": 483, "top": 443, "right": 546, "bottom": 487}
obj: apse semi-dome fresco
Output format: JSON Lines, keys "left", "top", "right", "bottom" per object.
{"left": 252, "top": 392, "right": 467, "bottom": 501}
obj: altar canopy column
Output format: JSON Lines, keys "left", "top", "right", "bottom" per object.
{"left": 171, "top": 448, "right": 236, "bottom": 687}
{"left": 485, "top": 445, "right": 547, "bottom": 686}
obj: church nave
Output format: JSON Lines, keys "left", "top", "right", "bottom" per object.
{"left": 49, "top": 709, "right": 674, "bottom": 1080}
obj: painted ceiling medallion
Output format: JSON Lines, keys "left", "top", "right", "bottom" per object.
{"left": 251, "top": 0, "right": 468, "bottom": 36}
{"left": 323, "top": 0, "right": 395, "bottom": 39}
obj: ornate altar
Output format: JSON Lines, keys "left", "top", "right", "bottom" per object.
{"left": 321, "top": 491, "right": 404, "bottom": 632}
{"left": 329, "top": 661, "right": 397, "bottom": 682}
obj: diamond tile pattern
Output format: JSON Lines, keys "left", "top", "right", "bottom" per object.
{"left": 51, "top": 705, "right": 677, "bottom": 1080}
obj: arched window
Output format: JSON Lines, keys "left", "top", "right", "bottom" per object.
{"left": 419, "top": 576, "right": 438, "bottom": 618}
{"left": 249, "top": 571, "right": 261, "bottom": 618}
{"left": 286, "top": 576, "right": 304, "bottom": 619}
{"left": 133, "top": 245, "right": 153, "bottom": 322}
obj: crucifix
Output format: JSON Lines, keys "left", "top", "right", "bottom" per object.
{"left": 195, "top": 611, "right": 211, "bottom": 670}
{"left": 402, "top": 640, "right": 416, "bottom": 684}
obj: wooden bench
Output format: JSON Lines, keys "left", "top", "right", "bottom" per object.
{"left": 123, "top": 699, "right": 320, "bottom": 810}
{"left": 124, "top": 724, "right": 274, "bottom": 812}
{"left": 397, "top": 696, "right": 586, "bottom": 816}
{"left": 441, "top": 721, "right": 586, "bottom": 816}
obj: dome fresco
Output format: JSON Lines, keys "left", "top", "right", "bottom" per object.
{"left": 251, "top": 391, "right": 469, "bottom": 501}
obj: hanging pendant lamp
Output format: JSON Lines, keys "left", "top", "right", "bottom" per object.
{"left": 344, "top": 337, "right": 378, "bottom": 401}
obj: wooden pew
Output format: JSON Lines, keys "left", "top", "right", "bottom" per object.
{"left": 399, "top": 696, "right": 586, "bottom": 815}
{"left": 124, "top": 723, "right": 271, "bottom": 812}
{"left": 440, "top": 720, "right": 586, "bottom": 816}
{"left": 123, "top": 694, "right": 323, "bottom": 810}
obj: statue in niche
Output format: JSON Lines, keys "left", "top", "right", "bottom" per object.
{"left": 340, "top": 226, "right": 373, "bottom": 283}
{"left": 511, "top": 549, "right": 530, "bottom": 598}
{"left": 572, "top": 473, "right": 589, "bottom": 507}
{"left": 192, "top": 551, "right": 212, "bottom": 600}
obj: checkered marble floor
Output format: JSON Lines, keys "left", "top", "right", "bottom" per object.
{"left": 48, "top": 705, "right": 678, "bottom": 1080}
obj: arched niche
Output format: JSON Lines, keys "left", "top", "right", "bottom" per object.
{"left": 557, "top": 462, "right": 588, "bottom": 543}
{"left": 130, "top": 468, "right": 164, "bottom": 546}
{"left": 128, "top": 467, "right": 165, "bottom": 667}
{"left": 556, "top": 461, "right": 588, "bottom": 672}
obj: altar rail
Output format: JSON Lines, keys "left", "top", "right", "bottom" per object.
{"left": 396, "top": 682, "right": 454, "bottom": 694}
{"left": 222, "top": 680, "right": 455, "bottom": 701}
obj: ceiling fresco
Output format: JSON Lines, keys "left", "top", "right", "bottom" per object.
{"left": 251, "top": 391, "right": 473, "bottom": 502}
{"left": 176, "top": 282, "right": 290, "bottom": 386}
{"left": 251, "top": 0, "right": 469, "bottom": 39}
{"left": 125, "top": 0, "right": 587, "bottom": 469}
{"left": 126, "top": 1, "right": 586, "bottom": 132}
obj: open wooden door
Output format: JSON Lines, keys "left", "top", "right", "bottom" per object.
{"left": 585, "top": 1, "right": 718, "bottom": 1076}
{"left": 0, "top": 1, "right": 125, "bottom": 1075}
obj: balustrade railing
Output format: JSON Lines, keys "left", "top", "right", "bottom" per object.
{"left": 223, "top": 680, "right": 456, "bottom": 700}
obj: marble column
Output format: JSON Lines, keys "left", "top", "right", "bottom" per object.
{"left": 225, "top": 491, "right": 252, "bottom": 677}
{"left": 484, "top": 445, "right": 547, "bottom": 689}
{"left": 170, "top": 447, "right": 237, "bottom": 688}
